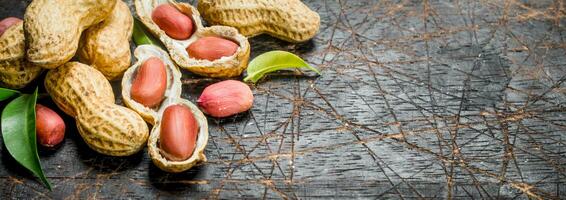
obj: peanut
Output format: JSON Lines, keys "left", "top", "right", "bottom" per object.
{"left": 198, "top": 0, "right": 320, "bottom": 43}
{"left": 45, "top": 62, "right": 149, "bottom": 156}
{"left": 0, "top": 17, "right": 22, "bottom": 37}
{"left": 130, "top": 57, "right": 167, "bottom": 108}
{"left": 197, "top": 80, "right": 254, "bottom": 118}
{"left": 159, "top": 104, "right": 198, "bottom": 161}
{"left": 0, "top": 18, "right": 43, "bottom": 89}
{"left": 78, "top": 0, "right": 133, "bottom": 80}
{"left": 24, "top": 0, "right": 117, "bottom": 68}
{"left": 152, "top": 4, "right": 194, "bottom": 40}
{"left": 35, "top": 104, "right": 65, "bottom": 148}
{"left": 135, "top": 0, "right": 250, "bottom": 78}
{"left": 187, "top": 36, "right": 239, "bottom": 61}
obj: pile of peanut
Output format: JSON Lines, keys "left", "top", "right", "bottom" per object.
{"left": 0, "top": 0, "right": 319, "bottom": 172}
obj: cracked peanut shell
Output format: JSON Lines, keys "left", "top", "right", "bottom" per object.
{"left": 198, "top": 0, "right": 320, "bottom": 43}
{"left": 121, "top": 45, "right": 182, "bottom": 124}
{"left": 135, "top": 0, "right": 250, "bottom": 77}
{"left": 24, "top": 0, "right": 117, "bottom": 68}
{"left": 78, "top": 0, "right": 133, "bottom": 80}
{"left": 0, "top": 21, "right": 43, "bottom": 89}
{"left": 122, "top": 45, "right": 208, "bottom": 172}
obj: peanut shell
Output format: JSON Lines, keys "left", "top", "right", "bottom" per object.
{"left": 197, "top": 0, "right": 320, "bottom": 43}
{"left": 134, "top": 0, "right": 250, "bottom": 77}
{"left": 122, "top": 45, "right": 182, "bottom": 124}
{"left": 0, "top": 22, "right": 43, "bottom": 89}
{"left": 45, "top": 62, "right": 149, "bottom": 156}
{"left": 122, "top": 45, "right": 209, "bottom": 172}
{"left": 148, "top": 100, "right": 208, "bottom": 173}
{"left": 24, "top": 0, "right": 117, "bottom": 68}
{"left": 78, "top": 0, "right": 134, "bottom": 80}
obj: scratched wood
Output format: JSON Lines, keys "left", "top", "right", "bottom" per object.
{"left": 1, "top": 0, "right": 565, "bottom": 199}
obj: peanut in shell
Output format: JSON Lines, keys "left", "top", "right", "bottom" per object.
{"left": 78, "top": 0, "right": 134, "bottom": 80}
{"left": 45, "top": 62, "right": 149, "bottom": 156}
{"left": 24, "top": 0, "right": 117, "bottom": 68}
{"left": 198, "top": 0, "right": 320, "bottom": 43}
{"left": 0, "top": 21, "right": 42, "bottom": 89}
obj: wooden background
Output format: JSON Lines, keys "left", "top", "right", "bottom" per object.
{"left": 1, "top": 0, "right": 565, "bottom": 199}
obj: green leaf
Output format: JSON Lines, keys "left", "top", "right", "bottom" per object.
{"left": 244, "top": 51, "right": 321, "bottom": 83}
{"left": 1, "top": 88, "right": 51, "bottom": 190}
{"left": 132, "top": 17, "right": 163, "bottom": 47}
{"left": 0, "top": 88, "right": 20, "bottom": 102}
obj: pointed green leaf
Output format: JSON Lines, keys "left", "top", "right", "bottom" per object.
{"left": 132, "top": 17, "right": 163, "bottom": 48}
{"left": 0, "top": 88, "right": 20, "bottom": 102}
{"left": 244, "top": 51, "right": 321, "bottom": 83}
{"left": 1, "top": 88, "right": 51, "bottom": 190}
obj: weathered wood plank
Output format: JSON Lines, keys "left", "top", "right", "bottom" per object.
{"left": 0, "top": 0, "right": 565, "bottom": 199}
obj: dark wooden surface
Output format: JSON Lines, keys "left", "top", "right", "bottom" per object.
{"left": 1, "top": 0, "right": 565, "bottom": 199}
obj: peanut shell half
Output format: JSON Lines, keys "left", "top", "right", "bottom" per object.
{"left": 134, "top": 0, "right": 250, "bottom": 78}
{"left": 148, "top": 99, "right": 208, "bottom": 173}
{"left": 122, "top": 45, "right": 209, "bottom": 172}
{"left": 121, "top": 45, "right": 182, "bottom": 124}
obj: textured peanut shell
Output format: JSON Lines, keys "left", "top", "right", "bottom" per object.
{"left": 0, "top": 22, "right": 42, "bottom": 89}
{"left": 45, "top": 62, "right": 149, "bottom": 156}
{"left": 121, "top": 45, "right": 182, "bottom": 124}
{"left": 24, "top": 0, "right": 117, "bottom": 69}
{"left": 198, "top": 0, "right": 320, "bottom": 43}
{"left": 134, "top": 0, "right": 250, "bottom": 77}
{"left": 148, "top": 99, "right": 208, "bottom": 173}
{"left": 79, "top": 0, "right": 133, "bottom": 80}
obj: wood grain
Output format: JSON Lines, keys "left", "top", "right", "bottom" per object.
{"left": 0, "top": 0, "right": 565, "bottom": 199}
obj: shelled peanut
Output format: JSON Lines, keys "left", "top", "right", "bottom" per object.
{"left": 130, "top": 57, "right": 168, "bottom": 108}
{"left": 35, "top": 104, "right": 65, "bottom": 148}
{"left": 78, "top": 0, "right": 133, "bottom": 80}
{"left": 0, "top": 17, "right": 43, "bottom": 89}
{"left": 159, "top": 105, "right": 199, "bottom": 161}
{"left": 24, "top": 0, "right": 117, "bottom": 68}
{"left": 187, "top": 36, "right": 239, "bottom": 61}
{"left": 134, "top": 0, "right": 250, "bottom": 77}
{"left": 122, "top": 45, "right": 208, "bottom": 172}
{"left": 45, "top": 62, "right": 148, "bottom": 156}
{"left": 198, "top": 0, "right": 320, "bottom": 43}
{"left": 198, "top": 80, "right": 254, "bottom": 118}
{"left": 152, "top": 3, "right": 194, "bottom": 40}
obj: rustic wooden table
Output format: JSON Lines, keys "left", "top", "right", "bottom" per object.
{"left": 1, "top": 0, "right": 565, "bottom": 199}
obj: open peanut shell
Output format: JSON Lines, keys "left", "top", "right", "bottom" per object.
{"left": 122, "top": 45, "right": 182, "bottom": 124}
{"left": 0, "top": 22, "right": 43, "bottom": 89}
{"left": 122, "top": 45, "right": 208, "bottom": 172}
{"left": 134, "top": 0, "right": 250, "bottom": 78}
{"left": 147, "top": 99, "right": 208, "bottom": 173}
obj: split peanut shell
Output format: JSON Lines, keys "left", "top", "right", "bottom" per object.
{"left": 79, "top": 0, "right": 134, "bottom": 80}
{"left": 121, "top": 45, "right": 182, "bottom": 124}
{"left": 134, "top": 0, "right": 250, "bottom": 77}
{"left": 198, "top": 0, "right": 320, "bottom": 43}
{"left": 0, "top": 22, "right": 42, "bottom": 89}
{"left": 148, "top": 99, "right": 208, "bottom": 173}
{"left": 122, "top": 45, "right": 209, "bottom": 172}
